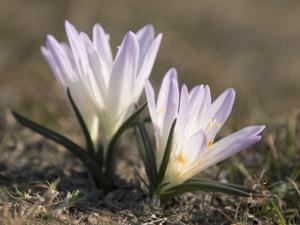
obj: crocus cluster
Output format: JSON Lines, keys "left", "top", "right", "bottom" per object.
{"left": 145, "top": 68, "right": 264, "bottom": 195}
{"left": 14, "top": 21, "right": 265, "bottom": 199}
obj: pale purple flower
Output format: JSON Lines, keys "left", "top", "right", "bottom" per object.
{"left": 145, "top": 68, "right": 265, "bottom": 191}
{"left": 41, "top": 21, "right": 162, "bottom": 148}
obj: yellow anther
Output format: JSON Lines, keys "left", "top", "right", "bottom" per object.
{"left": 158, "top": 107, "right": 164, "bottom": 115}
{"left": 208, "top": 139, "right": 214, "bottom": 148}
{"left": 176, "top": 152, "right": 186, "bottom": 164}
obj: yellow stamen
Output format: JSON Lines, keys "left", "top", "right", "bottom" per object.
{"left": 208, "top": 139, "right": 214, "bottom": 148}
{"left": 176, "top": 152, "right": 186, "bottom": 164}
{"left": 158, "top": 107, "right": 164, "bottom": 115}
{"left": 206, "top": 117, "right": 222, "bottom": 132}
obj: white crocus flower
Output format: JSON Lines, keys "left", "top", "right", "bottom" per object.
{"left": 41, "top": 21, "right": 162, "bottom": 149}
{"left": 145, "top": 68, "right": 265, "bottom": 192}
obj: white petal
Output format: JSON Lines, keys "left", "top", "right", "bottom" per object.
{"left": 184, "top": 130, "right": 208, "bottom": 166}
{"left": 145, "top": 80, "right": 158, "bottom": 125}
{"left": 41, "top": 46, "right": 65, "bottom": 86}
{"left": 45, "top": 35, "right": 77, "bottom": 83}
{"left": 92, "top": 23, "right": 113, "bottom": 69}
{"left": 134, "top": 33, "right": 162, "bottom": 101}
{"left": 107, "top": 31, "right": 139, "bottom": 123}
{"left": 155, "top": 68, "right": 179, "bottom": 165}
{"left": 204, "top": 125, "right": 264, "bottom": 172}
{"left": 180, "top": 125, "right": 265, "bottom": 181}
{"left": 207, "top": 88, "right": 235, "bottom": 139}
{"left": 65, "top": 21, "right": 89, "bottom": 75}
{"left": 176, "top": 84, "right": 189, "bottom": 146}
{"left": 69, "top": 83, "right": 100, "bottom": 146}
{"left": 136, "top": 24, "right": 155, "bottom": 59}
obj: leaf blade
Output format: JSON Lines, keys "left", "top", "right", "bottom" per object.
{"left": 187, "top": 178, "right": 257, "bottom": 194}
{"left": 160, "top": 180, "right": 250, "bottom": 201}
{"left": 12, "top": 111, "right": 111, "bottom": 190}
{"left": 136, "top": 118, "right": 158, "bottom": 187}
{"left": 157, "top": 119, "right": 177, "bottom": 185}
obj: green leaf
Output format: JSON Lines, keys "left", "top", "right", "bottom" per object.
{"left": 157, "top": 119, "right": 177, "bottom": 185}
{"left": 187, "top": 179, "right": 257, "bottom": 193}
{"left": 66, "top": 88, "right": 103, "bottom": 166}
{"left": 12, "top": 111, "right": 111, "bottom": 191}
{"left": 105, "top": 103, "right": 147, "bottom": 180}
{"left": 136, "top": 118, "right": 157, "bottom": 187}
{"left": 160, "top": 180, "right": 250, "bottom": 201}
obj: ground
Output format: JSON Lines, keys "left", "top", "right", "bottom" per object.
{"left": 0, "top": 109, "right": 299, "bottom": 224}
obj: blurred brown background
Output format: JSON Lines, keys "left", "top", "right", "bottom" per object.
{"left": 0, "top": 0, "right": 299, "bottom": 123}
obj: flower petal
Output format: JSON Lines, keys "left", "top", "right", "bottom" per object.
{"left": 107, "top": 31, "right": 139, "bottom": 123}
{"left": 92, "top": 23, "right": 113, "bottom": 69}
{"left": 176, "top": 84, "right": 190, "bottom": 145}
{"left": 158, "top": 68, "right": 179, "bottom": 135}
{"left": 65, "top": 21, "right": 88, "bottom": 75}
{"left": 184, "top": 130, "right": 208, "bottom": 166}
{"left": 136, "top": 24, "right": 155, "bottom": 58}
{"left": 45, "top": 35, "right": 77, "bottom": 83}
{"left": 135, "top": 33, "right": 162, "bottom": 101}
{"left": 207, "top": 88, "right": 235, "bottom": 139}
{"left": 145, "top": 79, "right": 158, "bottom": 125}
{"left": 181, "top": 125, "right": 265, "bottom": 180}
{"left": 204, "top": 125, "right": 265, "bottom": 170}
{"left": 155, "top": 68, "right": 179, "bottom": 165}
{"left": 41, "top": 46, "right": 65, "bottom": 86}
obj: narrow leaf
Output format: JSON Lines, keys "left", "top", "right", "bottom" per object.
{"left": 157, "top": 119, "right": 177, "bottom": 185}
{"left": 160, "top": 180, "right": 250, "bottom": 201}
{"left": 12, "top": 111, "right": 111, "bottom": 190}
{"left": 105, "top": 103, "right": 147, "bottom": 180}
{"left": 187, "top": 179, "right": 257, "bottom": 193}
{"left": 136, "top": 118, "right": 157, "bottom": 187}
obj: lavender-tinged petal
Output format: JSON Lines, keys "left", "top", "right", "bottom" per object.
{"left": 92, "top": 23, "right": 113, "bottom": 68}
{"left": 207, "top": 88, "right": 236, "bottom": 139}
{"left": 135, "top": 33, "right": 162, "bottom": 100}
{"left": 145, "top": 80, "right": 158, "bottom": 125}
{"left": 82, "top": 33, "right": 108, "bottom": 88}
{"left": 181, "top": 125, "right": 265, "bottom": 180}
{"left": 157, "top": 70, "right": 179, "bottom": 166}
{"left": 108, "top": 31, "right": 139, "bottom": 120}
{"left": 136, "top": 24, "right": 155, "bottom": 59}
{"left": 65, "top": 21, "right": 89, "bottom": 75}
{"left": 191, "top": 85, "right": 211, "bottom": 132}
{"left": 161, "top": 71, "right": 179, "bottom": 144}
{"left": 157, "top": 68, "right": 178, "bottom": 115}
{"left": 188, "top": 85, "right": 205, "bottom": 120}
{"left": 80, "top": 35, "right": 107, "bottom": 109}
{"left": 204, "top": 125, "right": 265, "bottom": 168}
{"left": 184, "top": 130, "right": 208, "bottom": 166}
{"left": 41, "top": 46, "right": 65, "bottom": 86}
{"left": 176, "top": 84, "right": 189, "bottom": 145}
{"left": 45, "top": 35, "right": 77, "bottom": 83}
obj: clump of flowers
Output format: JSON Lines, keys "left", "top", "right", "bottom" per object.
{"left": 13, "top": 21, "right": 265, "bottom": 201}
{"left": 136, "top": 68, "right": 265, "bottom": 200}
{"left": 13, "top": 21, "right": 162, "bottom": 191}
